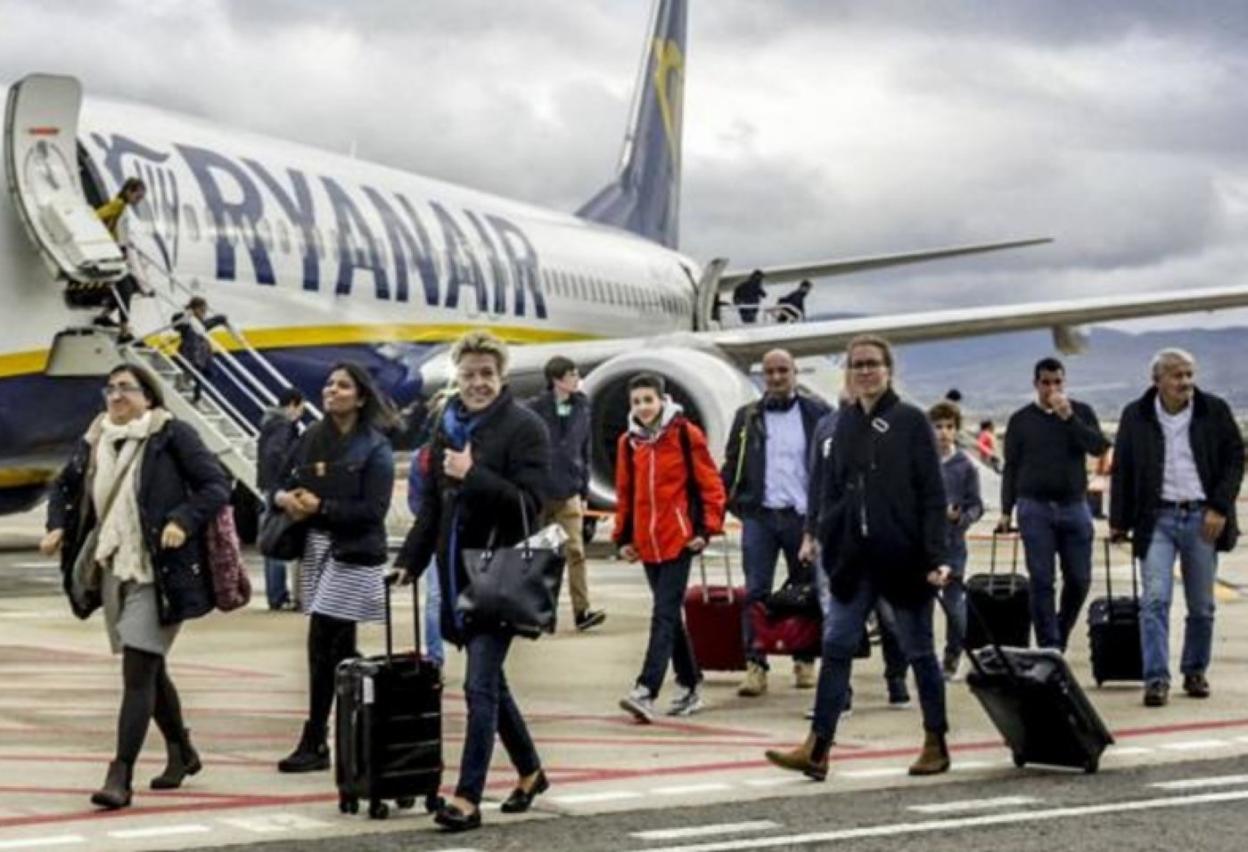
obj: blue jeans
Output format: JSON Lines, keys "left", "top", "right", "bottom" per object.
{"left": 456, "top": 630, "right": 541, "bottom": 805}
{"left": 742, "top": 510, "right": 814, "bottom": 666}
{"left": 811, "top": 580, "right": 946, "bottom": 740}
{"left": 1140, "top": 506, "right": 1218, "bottom": 685}
{"left": 1017, "top": 497, "right": 1094, "bottom": 649}
{"left": 263, "top": 557, "right": 290, "bottom": 608}
{"left": 814, "top": 565, "right": 909, "bottom": 695}
{"left": 940, "top": 545, "right": 969, "bottom": 662}
{"left": 422, "top": 563, "right": 444, "bottom": 666}
{"left": 638, "top": 552, "right": 701, "bottom": 696}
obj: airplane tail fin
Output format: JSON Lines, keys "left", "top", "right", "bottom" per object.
{"left": 576, "top": 0, "right": 686, "bottom": 249}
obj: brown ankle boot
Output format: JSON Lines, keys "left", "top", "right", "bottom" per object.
{"left": 90, "top": 760, "right": 133, "bottom": 809}
{"left": 151, "top": 729, "right": 202, "bottom": 790}
{"left": 764, "top": 732, "right": 831, "bottom": 781}
{"left": 908, "top": 731, "right": 950, "bottom": 776}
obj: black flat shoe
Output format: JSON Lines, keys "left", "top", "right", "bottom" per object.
{"left": 434, "top": 802, "right": 482, "bottom": 832}
{"left": 500, "top": 769, "right": 549, "bottom": 813}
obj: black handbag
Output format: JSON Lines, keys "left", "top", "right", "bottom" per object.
{"left": 258, "top": 509, "right": 307, "bottom": 561}
{"left": 763, "top": 579, "right": 821, "bottom": 619}
{"left": 457, "top": 495, "right": 566, "bottom": 639}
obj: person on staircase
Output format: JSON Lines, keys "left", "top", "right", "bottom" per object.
{"left": 40, "top": 363, "right": 230, "bottom": 810}
{"left": 92, "top": 177, "right": 153, "bottom": 343}
{"left": 172, "top": 297, "right": 228, "bottom": 404}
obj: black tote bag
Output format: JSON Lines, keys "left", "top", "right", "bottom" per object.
{"left": 457, "top": 495, "right": 566, "bottom": 639}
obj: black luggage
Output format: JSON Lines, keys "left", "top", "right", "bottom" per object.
{"left": 335, "top": 577, "right": 443, "bottom": 819}
{"left": 954, "top": 594, "right": 1114, "bottom": 774}
{"left": 1087, "top": 539, "right": 1143, "bottom": 686}
{"left": 964, "top": 532, "right": 1031, "bottom": 650}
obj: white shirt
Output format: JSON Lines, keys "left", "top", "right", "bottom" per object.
{"left": 1155, "top": 396, "right": 1206, "bottom": 502}
{"left": 763, "top": 403, "right": 809, "bottom": 514}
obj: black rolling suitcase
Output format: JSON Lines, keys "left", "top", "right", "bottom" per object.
{"left": 955, "top": 594, "right": 1114, "bottom": 774}
{"left": 335, "top": 577, "right": 443, "bottom": 819}
{"left": 964, "top": 532, "right": 1031, "bottom": 650}
{"left": 1087, "top": 539, "right": 1143, "bottom": 686}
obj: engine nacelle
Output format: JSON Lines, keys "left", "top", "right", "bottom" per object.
{"left": 1051, "top": 324, "right": 1090, "bottom": 355}
{"left": 582, "top": 347, "right": 759, "bottom": 506}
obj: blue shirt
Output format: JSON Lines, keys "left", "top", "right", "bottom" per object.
{"left": 763, "top": 404, "right": 809, "bottom": 514}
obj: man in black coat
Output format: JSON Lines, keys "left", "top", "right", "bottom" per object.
{"left": 721, "top": 348, "right": 830, "bottom": 697}
{"left": 997, "top": 357, "right": 1109, "bottom": 650}
{"left": 527, "top": 356, "right": 605, "bottom": 631}
{"left": 731, "top": 270, "right": 766, "bottom": 324}
{"left": 1110, "top": 348, "right": 1244, "bottom": 707}
{"left": 256, "top": 387, "right": 304, "bottom": 610}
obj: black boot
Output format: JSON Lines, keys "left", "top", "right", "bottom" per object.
{"left": 277, "top": 721, "right": 329, "bottom": 773}
{"left": 151, "top": 729, "right": 202, "bottom": 789}
{"left": 91, "top": 760, "right": 133, "bottom": 809}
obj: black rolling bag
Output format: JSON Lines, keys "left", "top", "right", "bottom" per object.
{"left": 1087, "top": 539, "right": 1143, "bottom": 686}
{"left": 335, "top": 576, "right": 444, "bottom": 819}
{"left": 964, "top": 532, "right": 1031, "bottom": 650}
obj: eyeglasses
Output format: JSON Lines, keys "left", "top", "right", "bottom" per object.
{"left": 102, "top": 383, "right": 143, "bottom": 398}
{"left": 848, "top": 360, "right": 885, "bottom": 371}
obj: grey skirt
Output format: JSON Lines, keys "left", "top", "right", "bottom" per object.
{"left": 103, "top": 571, "right": 180, "bottom": 656}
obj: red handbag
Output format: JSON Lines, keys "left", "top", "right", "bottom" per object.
{"left": 749, "top": 600, "right": 821, "bottom": 657}
{"left": 204, "top": 505, "right": 252, "bottom": 612}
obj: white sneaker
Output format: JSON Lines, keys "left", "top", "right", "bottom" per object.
{"left": 619, "top": 685, "right": 656, "bottom": 723}
{"left": 666, "top": 686, "right": 705, "bottom": 717}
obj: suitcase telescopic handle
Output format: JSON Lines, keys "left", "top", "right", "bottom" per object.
{"left": 940, "top": 579, "right": 1023, "bottom": 686}
{"left": 989, "top": 530, "right": 1020, "bottom": 579}
{"left": 383, "top": 571, "right": 422, "bottom": 665}
{"left": 1102, "top": 537, "right": 1140, "bottom": 602}
{"left": 697, "top": 545, "right": 735, "bottom": 604}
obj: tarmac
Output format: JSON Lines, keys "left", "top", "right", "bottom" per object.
{"left": 3, "top": 506, "right": 1248, "bottom": 851}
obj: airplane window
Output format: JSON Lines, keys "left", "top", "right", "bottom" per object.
{"left": 182, "top": 205, "right": 200, "bottom": 242}
{"left": 277, "top": 220, "right": 291, "bottom": 254}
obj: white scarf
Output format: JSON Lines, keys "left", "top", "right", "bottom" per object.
{"left": 92, "top": 411, "right": 159, "bottom": 583}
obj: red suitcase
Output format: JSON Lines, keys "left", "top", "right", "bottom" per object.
{"left": 683, "top": 551, "right": 747, "bottom": 672}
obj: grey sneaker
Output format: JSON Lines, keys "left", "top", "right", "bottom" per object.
{"left": 619, "top": 685, "right": 656, "bottom": 723}
{"left": 666, "top": 686, "right": 705, "bottom": 717}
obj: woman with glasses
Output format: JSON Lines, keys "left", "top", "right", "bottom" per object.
{"left": 41, "top": 364, "right": 230, "bottom": 809}
{"left": 274, "top": 362, "right": 396, "bottom": 774}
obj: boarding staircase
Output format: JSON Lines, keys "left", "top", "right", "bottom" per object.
{"left": 46, "top": 251, "right": 321, "bottom": 500}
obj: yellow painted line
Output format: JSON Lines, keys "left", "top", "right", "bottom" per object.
{"left": 0, "top": 468, "right": 55, "bottom": 488}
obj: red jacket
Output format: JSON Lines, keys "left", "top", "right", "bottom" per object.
{"left": 613, "top": 410, "right": 726, "bottom": 564}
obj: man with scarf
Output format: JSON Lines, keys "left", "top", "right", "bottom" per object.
{"left": 721, "top": 349, "right": 831, "bottom": 697}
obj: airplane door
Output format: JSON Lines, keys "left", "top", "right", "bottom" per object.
{"left": 3, "top": 73, "right": 126, "bottom": 283}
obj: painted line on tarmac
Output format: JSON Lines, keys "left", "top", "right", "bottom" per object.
{"left": 632, "top": 819, "right": 782, "bottom": 840}
{"left": 1159, "top": 739, "right": 1228, "bottom": 751}
{"left": 742, "top": 777, "right": 804, "bottom": 788}
{"left": 107, "top": 823, "right": 211, "bottom": 839}
{"left": 551, "top": 791, "right": 645, "bottom": 805}
{"left": 650, "top": 783, "right": 733, "bottom": 796}
{"left": 1152, "top": 773, "right": 1248, "bottom": 790}
{"left": 625, "top": 789, "right": 1248, "bottom": 852}
{"left": 1108, "top": 746, "right": 1154, "bottom": 756}
{"left": 838, "top": 768, "right": 907, "bottom": 779}
{"left": 0, "top": 837, "right": 83, "bottom": 850}
{"left": 909, "top": 795, "right": 1040, "bottom": 814}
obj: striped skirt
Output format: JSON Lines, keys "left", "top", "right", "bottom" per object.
{"left": 298, "top": 530, "right": 385, "bottom": 623}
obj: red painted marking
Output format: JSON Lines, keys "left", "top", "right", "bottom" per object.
{"left": 27, "top": 126, "right": 59, "bottom": 136}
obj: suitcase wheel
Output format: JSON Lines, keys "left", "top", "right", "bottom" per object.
{"left": 395, "top": 796, "right": 416, "bottom": 810}
{"left": 425, "top": 793, "right": 445, "bottom": 813}
{"left": 368, "top": 800, "right": 390, "bottom": 820}
{"left": 1084, "top": 756, "right": 1099, "bottom": 774}
{"left": 338, "top": 795, "right": 359, "bottom": 815}
{"left": 1012, "top": 752, "right": 1025, "bottom": 769}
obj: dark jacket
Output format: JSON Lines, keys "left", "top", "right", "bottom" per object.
{"left": 395, "top": 388, "right": 551, "bottom": 646}
{"left": 257, "top": 407, "right": 298, "bottom": 492}
{"left": 805, "top": 407, "right": 842, "bottom": 536}
{"left": 527, "top": 390, "right": 591, "bottom": 501}
{"left": 816, "top": 389, "right": 948, "bottom": 605}
{"left": 281, "top": 421, "right": 395, "bottom": 566}
{"left": 1110, "top": 386, "right": 1244, "bottom": 559}
{"left": 721, "top": 392, "right": 830, "bottom": 517}
{"left": 48, "top": 412, "right": 231, "bottom": 624}
{"left": 1001, "top": 399, "right": 1108, "bottom": 514}
{"left": 940, "top": 449, "right": 984, "bottom": 558}
{"left": 173, "top": 312, "right": 228, "bottom": 371}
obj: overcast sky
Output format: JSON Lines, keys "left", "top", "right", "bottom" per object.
{"left": 3, "top": 0, "right": 1247, "bottom": 331}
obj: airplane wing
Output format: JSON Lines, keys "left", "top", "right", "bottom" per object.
{"left": 718, "top": 237, "right": 1053, "bottom": 289}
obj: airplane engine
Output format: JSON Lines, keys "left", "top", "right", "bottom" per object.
{"left": 1051, "top": 324, "right": 1090, "bottom": 355}
{"left": 582, "top": 347, "right": 759, "bottom": 507}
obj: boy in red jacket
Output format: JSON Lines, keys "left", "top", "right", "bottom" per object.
{"left": 614, "top": 373, "right": 727, "bottom": 721}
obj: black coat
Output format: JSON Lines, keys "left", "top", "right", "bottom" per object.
{"left": 47, "top": 414, "right": 231, "bottom": 624}
{"left": 280, "top": 422, "right": 395, "bottom": 566}
{"left": 1110, "top": 386, "right": 1244, "bottom": 559}
{"left": 527, "top": 390, "right": 590, "bottom": 501}
{"left": 257, "top": 408, "right": 298, "bottom": 492}
{"left": 816, "top": 389, "right": 948, "bottom": 605}
{"left": 720, "top": 392, "right": 830, "bottom": 517}
{"left": 396, "top": 388, "right": 551, "bottom": 646}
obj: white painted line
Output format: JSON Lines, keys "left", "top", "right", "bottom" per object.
{"left": 950, "top": 760, "right": 994, "bottom": 771}
{"left": 633, "top": 820, "right": 783, "bottom": 841}
{"left": 1159, "top": 739, "right": 1229, "bottom": 751}
{"left": 1109, "top": 746, "right": 1155, "bottom": 756}
{"left": 551, "top": 790, "right": 645, "bottom": 805}
{"left": 1152, "top": 774, "right": 1248, "bottom": 790}
{"left": 839, "top": 767, "right": 908, "bottom": 779}
{"left": 624, "top": 789, "right": 1248, "bottom": 852}
{"left": 0, "top": 837, "right": 84, "bottom": 850}
{"left": 108, "top": 824, "right": 212, "bottom": 840}
{"left": 909, "top": 795, "right": 1040, "bottom": 814}
{"left": 220, "top": 814, "right": 332, "bottom": 833}
{"left": 651, "top": 783, "right": 733, "bottom": 796}
{"left": 743, "top": 777, "right": 806, "bottom": 788}
{"left": 1234, "top": 736, "right": 1248, "bottom": 745}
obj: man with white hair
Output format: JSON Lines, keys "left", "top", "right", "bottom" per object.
{"left": 1110, "top": 348, "right": 1244, "bottom": 707}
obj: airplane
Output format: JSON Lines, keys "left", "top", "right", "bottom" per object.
{"left": 3, "top": 0, "right": 1247, "bottom": 514}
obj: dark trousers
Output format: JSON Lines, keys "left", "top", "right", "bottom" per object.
{"left": 742, "top": 509, "right": 814, "bottom": 666}
{"left": 116, "top": 647, "right": 187, "bottom": 765}
{"left": 307, "top": 614, "right": 357, "bottom": 740}
{"left": 456, "top": 630, "right": 541, "bottom": 805}
{"left": 1017, "top": 497, "right": 1094, "bottom": 649}
{"left": 637, "top": 551, "right": 702, "bottom": 696}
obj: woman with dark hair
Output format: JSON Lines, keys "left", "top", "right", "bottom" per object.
{"left": 41, "top": 363, "right": 230, "bottom": 809}
{"left": 275, "top": 362, "right": 396, "bottom": 773}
